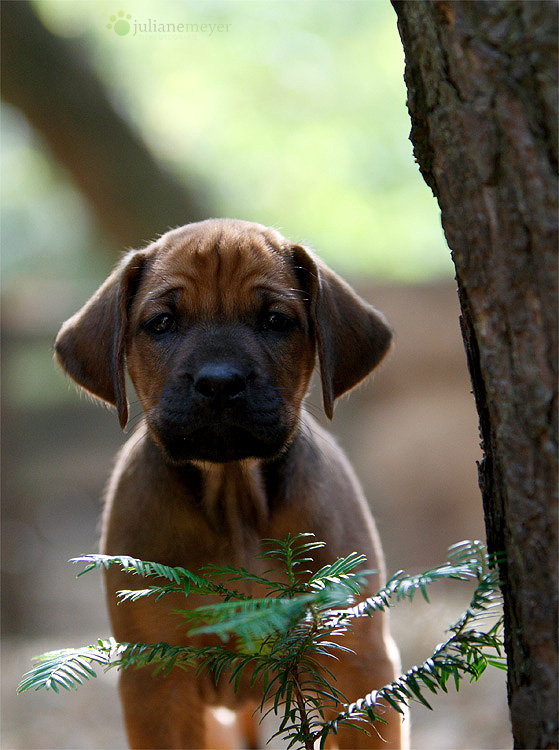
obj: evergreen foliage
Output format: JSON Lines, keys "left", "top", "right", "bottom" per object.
{"left": 18, "top": 535, "right": 506, "bottom": 749}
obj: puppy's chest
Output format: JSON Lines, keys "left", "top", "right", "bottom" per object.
{"left": 109, "top": 436, "right": 300, "bottom": 573}
{"left": 199, "top": 462, "right": 268, "bottom": 534}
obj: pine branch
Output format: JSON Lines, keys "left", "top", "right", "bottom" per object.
{"left": 19, "top": 537, "right": 506, "bottom": 750}
{"left": 319, "top": 544, "right": 505, "bottom": 741}
{"left": 72, "top": 554, "right": 249, "bottom": 601}
{"left": 177, "top": 594, "right": 318, "bottom": 650}
{"left": 17, "top": 639, "right": 123, "bottom": 693}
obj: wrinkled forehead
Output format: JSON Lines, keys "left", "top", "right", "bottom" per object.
{"left": 137, "top": 221, "right": 301, "bottom": 317}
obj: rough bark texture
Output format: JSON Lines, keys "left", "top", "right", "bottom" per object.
{"left": 392, "top": 2, "right": 558, "bottom": 747}
{"left": 1, "top": 0, "right": 211, "bottom": 249}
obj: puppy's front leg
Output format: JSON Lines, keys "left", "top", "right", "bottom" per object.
{"left": 119, "top": 667, "right": 207, "bottom": 749}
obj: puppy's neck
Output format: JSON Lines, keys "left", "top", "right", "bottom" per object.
{"left": 193, "top": 459, "right": 268, "bottom": 553}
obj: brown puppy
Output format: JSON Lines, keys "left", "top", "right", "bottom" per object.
{"left": 55, "top": 219, "right": 405, "bottom": 749}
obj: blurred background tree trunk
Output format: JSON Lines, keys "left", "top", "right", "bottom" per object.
{"left": 392, "top": 1, "right": 558, "bottom": 747}
{"left": 1, "top": 0, "right": 212, "bottom": 251}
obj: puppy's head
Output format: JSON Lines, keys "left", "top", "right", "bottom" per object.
{"left": 55, "top": 219, "right": 392, "bottom": 464}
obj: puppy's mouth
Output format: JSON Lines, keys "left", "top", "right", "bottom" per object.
{"left": 147, "top": 414, "right": 293, "bottom": 464}
{"left": 172, "top": 427, "right": 286, "bottom": 463}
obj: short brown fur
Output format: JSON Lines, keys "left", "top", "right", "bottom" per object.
{"left": 55, "top": 219, "right": 406, "bottom": 749}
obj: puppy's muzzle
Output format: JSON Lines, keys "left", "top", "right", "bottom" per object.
{"left": 146, "top": 346, "right": 293, "bottom": 465}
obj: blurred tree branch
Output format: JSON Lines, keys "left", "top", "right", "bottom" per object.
{"left": 1, "top": 0, "right": 212, "bottom": 250}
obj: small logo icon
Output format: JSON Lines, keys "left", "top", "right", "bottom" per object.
{"left": 107, "top": 10, "right": 132, "bottom": 36}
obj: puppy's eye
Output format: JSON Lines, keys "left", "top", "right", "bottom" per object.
{"left": 143, "top": 313, "right": 176, "bottom": 336}
{"left": 262, "top": 312, "right": 296, "bottom": 333}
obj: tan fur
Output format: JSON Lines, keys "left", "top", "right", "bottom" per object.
{"left": 55, "top": 219, "right": 406, "bottom": 749}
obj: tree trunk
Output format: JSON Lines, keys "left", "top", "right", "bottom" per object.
{"left": 1, "top": 0, "right": 212, "bottom": 250}
{"left": 392, "top": 2, "right": 558, "bottom": 748}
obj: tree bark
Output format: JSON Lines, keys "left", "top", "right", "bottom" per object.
{"left": 392, "top": 2, "right": 558, "bottom": 747}
{"left": 1, "top": 0, "right": 211, "bottom": 249}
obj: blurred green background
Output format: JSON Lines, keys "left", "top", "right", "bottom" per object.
{"left": 3, "top": 0, "right": 450, "bottom": 286}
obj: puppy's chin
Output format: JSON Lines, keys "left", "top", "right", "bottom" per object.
{"left": 147, "top": 422, "right": 292, "bottom": 465}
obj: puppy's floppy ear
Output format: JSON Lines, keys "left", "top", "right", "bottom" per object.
{"left": 291, "top": 245, "right": 392, "bottom": 420}
{"left": 54, "top": 249, "right": 149, "bottom": 429}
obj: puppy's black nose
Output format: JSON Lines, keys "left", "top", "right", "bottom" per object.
{"left": 193, "top": 363, "right": 247, "bottom": 406}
